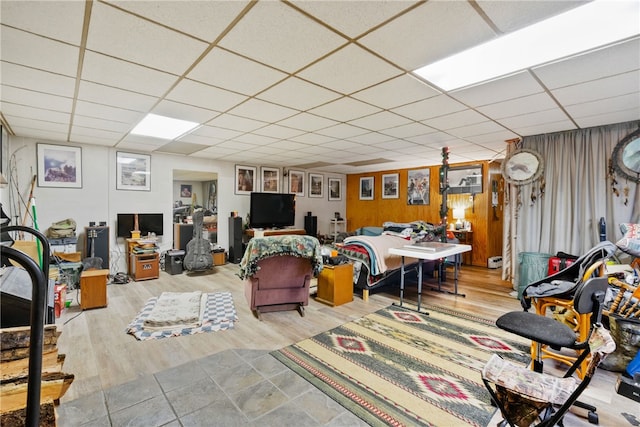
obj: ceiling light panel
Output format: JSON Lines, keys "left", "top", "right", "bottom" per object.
{"left": 131, "top": 113, "right": 200, "bottom": 139}
{"left": 219, "top": 1, "right": 346, "bottom": 73}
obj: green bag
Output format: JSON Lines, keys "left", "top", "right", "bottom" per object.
{"left": 47, "top": 218, "right": 77, "bottom": 238}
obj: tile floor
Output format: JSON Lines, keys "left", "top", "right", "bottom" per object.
{"left": 56, "top": 348, "right": 368, "bottom": 427}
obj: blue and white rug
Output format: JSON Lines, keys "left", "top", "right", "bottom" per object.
{"left": 126, "top": 291, "right": 238, "bottom": 341}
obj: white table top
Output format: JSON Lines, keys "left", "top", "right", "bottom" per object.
{"left": 389, "top": 243, "right": 471, "bottom": 260}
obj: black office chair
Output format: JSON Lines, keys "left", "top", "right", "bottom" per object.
{"left": 483, "top": 277, "right": 615, "bottom": 426}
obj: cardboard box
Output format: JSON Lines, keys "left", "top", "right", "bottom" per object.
{"left": 616, "top": 375, "right": 640, "bottom": 403}
{"left": 213, "top": 251, "right": 226, "bottom": 266}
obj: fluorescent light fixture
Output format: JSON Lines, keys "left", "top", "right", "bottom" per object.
{"left": 414, "top": 0, "right": 640, "bottom": 90}
{"left": 131, "top": 113, "right": 200, "bottom": 140}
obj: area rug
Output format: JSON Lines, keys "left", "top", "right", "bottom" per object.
{"left": 272, "top": 304, "right": 531, "bottom": 427}
{"left": 126, "top": 291, "right": 238, "bottom": 341}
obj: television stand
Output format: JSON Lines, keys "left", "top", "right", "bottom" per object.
{"left": 245, "top": 228, "right": 306, "bottom": 238}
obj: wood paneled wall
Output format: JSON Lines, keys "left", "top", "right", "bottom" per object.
{"left": 345, "top": 160, "right": 504, "bottom": 267}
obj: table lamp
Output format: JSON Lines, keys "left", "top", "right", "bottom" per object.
{"left": 453, "top": 208, "right": 465, "bottom": 230}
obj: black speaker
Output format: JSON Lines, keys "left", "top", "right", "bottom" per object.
{"left": 165, "top": 250, "right": 185, "bottom": 275}
{"left": 85, "top": 226, "right": 109, "bottom": 269}
{"left": 174, "top": 223, "right": 194, "bottom": 250}
{"left": 229, "top": 216, "right": 244, "bottom": 264}
{"left": 304, "top": 215, "right": 317, "bottom": 237}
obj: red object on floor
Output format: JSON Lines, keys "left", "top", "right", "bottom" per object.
{"left": 548, "top": 257, "right": 576, "bottom": 275}
{"left": 54, "top": 284, "right": 67, "bottom": 318}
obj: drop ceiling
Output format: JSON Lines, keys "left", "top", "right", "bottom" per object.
{"left": 1, "top": 0, "right": 639, "bottom": 174}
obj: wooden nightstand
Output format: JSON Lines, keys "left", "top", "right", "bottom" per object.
{"left": 80, "top": 269, "right": 109, "bottom": 310}
{"left": 316, "top": 263, "right": 353, "bottom": 307}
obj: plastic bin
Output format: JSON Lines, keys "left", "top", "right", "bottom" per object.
{"left": 518, "top": 252, "right": 552, "bottom": 299}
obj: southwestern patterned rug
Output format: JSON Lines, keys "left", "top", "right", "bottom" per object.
{"left": 272, "top": 304, "right": 531, "bottom": 427}
{"left": 126, "top": 291, "right": 238, "bottom": 341}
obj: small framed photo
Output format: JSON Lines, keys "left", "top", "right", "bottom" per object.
{"left": 37, "top": 143, "right": 82, "bottom": 188}
{"left": 261, "top": 166, "right": 280, "bottom": 193}
{"left": 180, "top": 184, "right": 192, "bottom": 198}
{"left": 235, "top": 165, "right": 256, "bottom": 195}
{"left": 359, "top": 177, "right": 374, "bottom": 200}
{"left": 116, "top": 152, "right": 151, "bottom": 191}
{"left": 309, "top": 173, "right": 323, "bottom": 198}
{"left": 328, "top": 178, "right": 342, "bottom": 201}
{"left": 288, "top": 169, "right": 304, "bottom": 196}
{"left": 408, "top": 168, "right": 430, "bottom": 205}
{"left": 382, "top": 173, "right": 399, "bottom": 199}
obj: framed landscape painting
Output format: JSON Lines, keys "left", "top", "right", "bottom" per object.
{"left": 359, "top": 177, "right": 374, "bottom": 200}
{"left": 37, "top": 143, "right": 82, "bottom": 188}
{"left": 116, "top": 152, "right": 150, "bottom": 191}
{"left": 382, "top": 173, "right": 399, "bottom": 199}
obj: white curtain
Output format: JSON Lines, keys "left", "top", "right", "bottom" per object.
{"left": 503, "top": 120, "right": 639, "bottom": 288}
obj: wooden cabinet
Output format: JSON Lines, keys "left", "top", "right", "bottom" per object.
{"left": 453, "top": 230, "right": 473, "bottom": 265}
{"left": 131, "top": 253, "right": 159, "bottom": 281}
{"left": 316, "top": 264, "right": 353, "bottom": 307}
{"left": 80, "top": 269, "right": 109, "bottom": 310}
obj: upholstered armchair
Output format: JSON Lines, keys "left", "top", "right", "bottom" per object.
{"left": 238, "top": 234, "right": 323, "bottom": 320}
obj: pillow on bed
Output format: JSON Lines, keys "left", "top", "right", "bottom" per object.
{"left": 616, "top": 223, "right": 640, "bottom": 257}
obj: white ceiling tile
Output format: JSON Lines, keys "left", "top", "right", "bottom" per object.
{"left": 277, "top": 113, "right": 338, "bottom": 132}
{"left": 117, "top": 133, "right": 176, "bottom": 149}
{"left": 406, "top": 131, "right": 457, "bottom": 146}
{"left": 167, "top": 79, "right": 247, "bottom": 112}
{"left": 476, "top": 0, "right": 586, "bottom": 34}
{"left": 1, "top": 0, "right": 85, "bottom": 45}
{"left": 109, "top": 0, "right": 250, "bottom": 43}
{"left": 190, "top": 125, "right": 242, "bottom": 141}
{"left": 206, "top": 114, "right": 267, "bottom": 133}
{"left": 87, "top": 1, "right": 208, "bottom": 75}
{"left": 268, "top": 140, "right": 310, "bottom": 151}
{"left": 534, "top": 38, "right": 640, "bottom": 90}
{"left": 229, "top": 99, "right": 298, "bottom": 123}
{"left": 552, "top": 71, "right": 640, "bottom": 106}
{"left": 565, "top": 93, "right": 640, "bottom": 119}
{"left": 464, "top": 130, "right": 519, "bottom": 145}
{"left": 152, "top": 100, "right": 220, "bottom": 124}
{"left": 446, "top": 121, "right": 507, "bottom": 138}
{"left": 320, "top": 140, "right": 364, "bottom": 150}
{"left": 308, "top": 97, "right": 381, "bottom": 122}
{"left": 516, "top": 120, "right": 577, "bottom": 137}
{"left": 1, "top": 62, "right": 76, "bottom": 98}
{"left": 1, "top": 85, "right": 73, "bottom": 112}
{"left": 75, "top": 100, "right": 145, "bottom": 123}
{"left": 379, "top": 122, "right": 436, "bottom": 139}
{"left": 498, "top": 108, "right": 574, "bottom": 131}
{"left": 349, "top": 111, "right": 412, "bottom": 132}
{"left": 291, "top": 0, "right": 418, "bottom": 38}
{"left": 574, "top": 108, "right": 640, "bottom": 129}
{"left": 10, "top": 125, "right": 68, "bottom": 141}
{"left": 4, "top": 115, "right": 68, "bottom": 133}
{"left": 1, "top": 27, "right": 79, "bottom": 77}
{"left": 298, "top": 44, "right": 403, "bottom": 94}
{"left": 71, "top": 125, "right": 124, "bottom": 141}
{"left": 373, "top": 140, "right": 419, "bottom": 150}
{"left": 360, "top": 0, "right": 496, "bottom": 70}
{"left": 3, "top": 103, "right": 70, "bottom": 124}
{"left": 81, "top": 51, "right": 179, "bottom": 96}
{"left": 219, "top": 1, "right": 346, "bottom": 73}
{"left": 345, "top": 132, "right": 395, "bottom": 145}
{"left": 422, "top": 109, "right": 488, "bottom": 131}
{"left": 77, "top": 81, "right": 157, "bottom": 112}
{"left": 295, "top": 144, "right": 337, "bottom": 155}
{"left": 71, "top": 115, "right": 131, "bottom": 133}
{"left": 290, "top": 132, "right": 337, "bottom": 145}
{"left": 177, "top": 133, "right": 225, "bottom": 147}
{"left": 477, "top": 93, "right": 559, "bottom": 120}
{"left": 352, "top": 74, "right": 441, "bottom": 109}
{"left": 451, "top": 72, "right": 545, "bottom": 107}
{"left": 253, "top": 124, "right": 305, "bottom": 140}
{"left": 391, "top": 95, "right": 467, "bottom": 121}
{"left": 257, "top": 77, "right": 341, "bottom": 111}
{"left": 70, "top": 134, "right": 118, "bottom": 147}
{"left": 316, "top": 124, "right": 368, "bottom": 139}
{"left": 156, "top": 140, "right": 210, "bottom": 155}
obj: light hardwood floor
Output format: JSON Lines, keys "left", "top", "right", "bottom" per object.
{"left": 55, "top": 262, "right": 635, "bottom": 426}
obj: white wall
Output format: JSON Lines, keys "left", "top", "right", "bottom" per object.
{"left": 4, "top": 136, "right": 346, "bottom": 274}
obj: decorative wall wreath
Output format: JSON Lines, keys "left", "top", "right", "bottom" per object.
{"left": 501, "top": 148, "right": 544, "bottom": 186}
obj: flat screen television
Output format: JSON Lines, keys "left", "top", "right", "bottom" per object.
{"left": 249, "top": 192, "right": 295, "bottom": 229}
{"left": 117, "top": 213, "right": 164, "bottom": 238}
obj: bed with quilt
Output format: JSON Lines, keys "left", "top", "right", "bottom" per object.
{"left": 333, "top": 221, "right": 454, "bottom": 300}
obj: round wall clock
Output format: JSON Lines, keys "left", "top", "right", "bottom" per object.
{"left": 612, "top": 127, "right": 640, "bottom": 183}
{"left": 501, "top": 148, "right": 544, "bottom": 185}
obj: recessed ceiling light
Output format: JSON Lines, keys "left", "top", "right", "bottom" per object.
{"left": 413, "top": 0, "right": 640, "bottom": 91}
{"left": 131, "top": 113, "right": 200, "bottom": 140}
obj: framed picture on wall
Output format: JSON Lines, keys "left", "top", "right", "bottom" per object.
{"left": 180, "top": 184, "right": 192, "bottom": 198}
{"left": 407, "top": 168, "right": 430, "bottom": 205}
{"left": 328, "top": 178, "right": 342, "bottom": 201}
{"left": 382, "top": 173, "right": 399, "bottom": 199}
{"left": 235, "top": 165, "right": 256, "bottom": 195}
{"left": 261, "top": 166, "right": 280, "bottom": 193}
{"left": 448, "top": 164, "right": 482, "bottom": 194}
{"left": 37, "top": 143, "right": 83, "bottom": 188}
{"left": 116, "top": 151, "right": 150, "bottom": 191}
{"left": 288, "top": 169, "right": 304, "bottom": 196}
{"left": 359, "top": 177, "right": 374, "bottom": 200}
{"left": 309, "top": 173, "right": 323, "bottom": 198}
